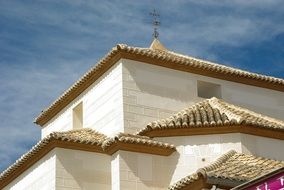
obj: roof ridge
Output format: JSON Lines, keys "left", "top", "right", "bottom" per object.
{"left": 168, "top": 150, "right": 238, "bottom": 190}
{"left": 0, "top": 128, "right": 176, "bottom": 188}
{"left": 150, "top": 98, "right": 213, "bottom": 124}
{"left": 208, "top": 97, "right": 243, "bottom": 123}
{"left": 135, "top": 97, "right": 284, "bottom": 136}
{"left": 166, "top": 50, "right": 283, "bottom": 81}
{"left": 169, "top": 150, "right": 284, "bottom": 190}
{"left": 103, "top": 132, "right": 175, "bottom": 150}
{"left": 34, "top": 44, "right": 284, "bottom": 126}
{"left": 137, "top": 98, "right": 232, "bottom": 135}
{"left": 119, "top": 44, "right": 283, "bottom": 83}
{"left": 210, "top": 97, "right": 284, "bottom": 127}
{"left": 137, "top": 97, "right": 284, "bottom": 137}
{"left": 201, "top": 150, "right": 237, "bottom": 173}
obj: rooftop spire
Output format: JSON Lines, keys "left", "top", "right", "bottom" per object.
{"left": 150, "top": 9, "right": 160, "bottom": 39}
{"left": 150, "top": 38, "right": 167, "bottom": 51}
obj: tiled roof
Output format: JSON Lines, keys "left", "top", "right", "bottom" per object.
{"left": 0, "top": 128, "right": 175, "bottom": 188}
{"left": 137, "top": 97, "right": 284, "bottom": 136}
{"left": 34, "top": 41, "right": 284, "bottom": 126}
{"left": 119, "top": 42, "right": 284, "bottom": 87}
{"left": 169, "top": 150, "right": 284, "bottom": 190}
{"left": 231, "top": 167, "right": 284, "bottom": 190}
{"left": 103, "top": 133, "right": 174, "bottom": 150}
{"left": 169, "top": 172, "right": 202, "bottom": 190}
{"left": 51, "top": 128, "right": 108, "bottom": 145}
{"left": 0, "top": 129, "right": 106, "bottom": 184}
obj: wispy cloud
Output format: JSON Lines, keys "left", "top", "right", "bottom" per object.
{"left": 0, "top": 0, "right": 283, "bottom": 172}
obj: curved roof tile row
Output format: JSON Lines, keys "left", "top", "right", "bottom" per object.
{"left": 0, "top": 128, "right": 175, "bottom": 186}
{"left": 35, "top": 41, "right": 284, "bottom": 126}
{"left": 138, "top": 97, "right": 284, "bottom": 135}
{"left": 169, "top": 150, "right": 284, "bottom": 190}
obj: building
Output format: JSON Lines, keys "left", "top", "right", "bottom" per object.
{"left": 0, "top": 39, "right": 284, "bottom": 190}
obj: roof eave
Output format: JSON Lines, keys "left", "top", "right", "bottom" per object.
{"left": 207, "top": 176, "right": 245, "bottom": 188}
{"left": 120, "top": 51, "right": 284, "bottom": 92}
{"left": 231, "top": 167, "right": 284, "bottom": 190}
{"left": 138, "top": 124, "right": 284, "bottom": 140}
{"left": 106, "top": 141, "right": 175, "bottom": 156}
{"left": 35, "top": 45, "right": 284, "bottom": 127}
{"left": 0, "top": 133, "right": 176, "bottom": 189}
{"left": 34, "top": 47, "right": 123, "bottom": 126}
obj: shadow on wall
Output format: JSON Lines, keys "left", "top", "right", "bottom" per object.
{"left": 119, "top": 150, "right": 179, "bottom": 189}
{"left": 125, "top": 60, "right": 199, "bottom": 104}
{"left": 240, "top": 134, "right": 284, "bottom": 161}
{"left": 57, "top": 149, "right": 111, "bottom": 190}
{"left": 155, "top": 133, "right": 243, "bottom": 183}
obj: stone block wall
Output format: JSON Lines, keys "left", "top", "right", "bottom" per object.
{"left": 121, "top": 59, "right": 197, "bottom": 134}
{"left": 121, "top": 59, "right": 284, "bottom": 133}
{"left": 42, "top": 62, "right": 124, "bottom": 138}
{"left": 3, "top": 150, "right": 56, "bottom": 190}
{"left": 241, "top": 134, "right": 284, "bottom": 160}
{"left": 111, "top": 150, "right": 175, "bottom": 190}
{"left": 156, "top": 134, "right": 243, "bottom": 184}
{"left": 55, "top": 148, "right": 111, "bottom": 190}
{"left": 41, "top": 58, "right": 284, "bottom": 137}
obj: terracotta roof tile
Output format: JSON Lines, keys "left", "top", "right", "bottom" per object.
{"left": 51, "top": 128, "right": 108, "bottom": 145}
{"left": 0, "top": 128, "right": 175, "bottom": 187}
{"left": 35, "top": 44, "right": 284, "bottom": 126}
{"left": 169, "top": 150, "right": 284, "bottom": 190}
{"left": 231, "top": 167, "right": 284, "bottom": 190}
{"left": 137, "top": 97, "right": 284, "bottom": 135}
{"left": 0, "top": 129, "right": 107, "bottom": 182}
{"left": 103, "top": 133, "right": 175, "bottom": 150}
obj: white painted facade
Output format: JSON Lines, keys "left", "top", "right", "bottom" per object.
{"left": 111, "top": 151, "right": 174, "bottom": 190}
{"left": 122, "top": 59, "right": 284, "bottom": 134}
{"left": 108, "top": 133, "right": 284, "bottom": 189}
{"left": 155, "top": 133, "right": 284, "bottom": 185}
{"left": 42, "top": 58, "right": 284, "bottom": 137}
{"left": 5, "top": 55, "right": 284, "bottom": 189}
{"left": 4, "top": 148, "right": 112, "bottom": 190}
{"left": 55, "top": 148, "right": 111, "bottom": 190}
{"left": 42, "top": 62, "right": 124, "bottom": 138}
{"left": 3, "top": 150, "right": 56, "bottom": 190}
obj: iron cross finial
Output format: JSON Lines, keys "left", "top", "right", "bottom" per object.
{"left": 150, "top": 9, "right": 160, "bottom": 38}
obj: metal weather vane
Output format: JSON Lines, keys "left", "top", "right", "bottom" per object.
{"left": 150, "top": 9, "right": 160, "bottom": 38}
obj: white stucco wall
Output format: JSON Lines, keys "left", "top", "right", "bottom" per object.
{"left": 111, "top": 153, "right": 120, "bottom": 190}
{"left": 41, "top": 58, "right": 283, "bottom": 137}
{"left": 122, "top": 59, "right": 284, "bottom": 134}
{"left": 154, "top": 133, "right": 284, "bottom": 185}
{"left": 111, "top": 150, "right": 174, "bottom": 190}
{"left": 241, "top": 134, "right": 284, "bottom": 160}
{"left": 8, "top": 57, "right": 284, "bottom": 189}
{"left": 41, "top": 62, "right": 124, "bottom": 138}
{"left": 156, "top": 134, "right": 243, "bottom": 184}
{"left": 55, "top": 148, "right": 111, "bottom": 190}
{"left": 3, "top": 150, "right": 56, "bottom": 190}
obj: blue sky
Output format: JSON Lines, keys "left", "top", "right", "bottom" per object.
{"left": 0, "top": 0, "right": 283, "bottom": 172}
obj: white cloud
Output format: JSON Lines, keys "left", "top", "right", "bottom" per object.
{"left": 0, "top": 0, "right": 283, "bottom": 172}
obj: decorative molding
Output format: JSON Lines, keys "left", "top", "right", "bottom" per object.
{"left": 106, "top": 141, "right": 175, "bottom": 156}
{"left": 35, "top": 52, "right": 122, "bottom": 126}
{"left": 0, "top": 137, "right": 175, "bottom": 189}
{"left": 169, "top": 150, "right": 284, "bottom": 190}
{"left": 35, "top": 45, "right": 284, "bottom": 126}
{"left": 142, "top": 125, "right": 284, "bottom": 140}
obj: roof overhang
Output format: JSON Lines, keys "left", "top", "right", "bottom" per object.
{"left": 139, "top": 125, "right": 284, "bottom": 140}
{"left": 34, "top": 44, "right": 284, "bottom": 126}
{"left": 168, "top": 150, "right": 284, "bottom": 190}
{"left": 207, "top": 176, "right": 244, "bottom": 188}
{"left": 231, "top": 167, "right": 284, "bottom": 190}
{"left": 0, "top": 131, "right": 175, "bottom": 189}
